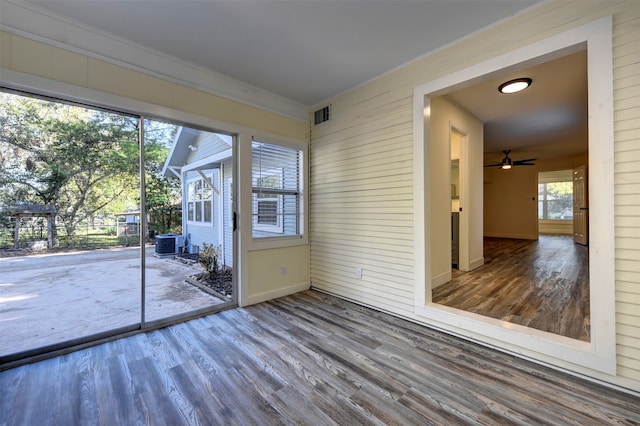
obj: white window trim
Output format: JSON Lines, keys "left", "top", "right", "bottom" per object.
{"left": 186, "top": 175, "right": 214, "bottom": 225}
{"left": 245, "top": 135, "right": 307, "bottom": 251}
{"left": 538, "top": 181, "right": 573, "bottom": 221}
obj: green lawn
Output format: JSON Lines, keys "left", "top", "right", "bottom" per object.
{"left": 1, "top": 225, "right": 142, "bottom": 250}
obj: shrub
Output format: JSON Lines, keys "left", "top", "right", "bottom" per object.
{"left": 199, "top": 243, "right": 222, "bottom": 279}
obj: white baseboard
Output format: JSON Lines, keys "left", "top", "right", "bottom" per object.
{"left": 431, "top": 270, "right": 452, "bottom": 289}
{"left": 242, "top": 281, "right": 310, "bottom": 307}
{"left": 483, "top": 233, "right": 538, "bottom": 240}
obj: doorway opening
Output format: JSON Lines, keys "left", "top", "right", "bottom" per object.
{"left": 413, "top": 17, "right": 616, "bottom": 374}
{"left": 433, "top": 47, "right": 591, "bottom": 339}
{"left": 433, "top": 49, "right": 590, "bottom": 340}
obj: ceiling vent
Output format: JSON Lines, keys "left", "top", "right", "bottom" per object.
{"left": 314, "top": 105, "right": 330, "bottom": 125}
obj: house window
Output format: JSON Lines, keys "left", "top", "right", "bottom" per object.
{"left": 252, "top": 141, "right": 302, "bottom": 238}
{"left": 187, "top": 177, "right": 213, "bottom": 223}
{"left": 538, "top": 170, "right": 573, "bottom": 220}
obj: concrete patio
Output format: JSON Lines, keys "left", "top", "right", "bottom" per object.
{"left": 0, "top": 246, "right": 227, "bottom": 357}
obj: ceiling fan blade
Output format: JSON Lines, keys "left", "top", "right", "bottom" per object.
{"left": 483, "top": 163, "right": 502, "bottom": 167}
{"left": 513, "top": 159, "right": 536, "bottom": 166}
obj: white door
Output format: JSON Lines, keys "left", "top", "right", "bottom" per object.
{"left": 573, "top": 165, "right": 588, "bottom": 245}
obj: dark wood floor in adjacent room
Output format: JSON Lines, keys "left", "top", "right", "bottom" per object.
{"left": 433, "top": 235, "right": 590, "bottom": 341}
{"left": 2, "top": 290, "right": 638, "bottom": 425}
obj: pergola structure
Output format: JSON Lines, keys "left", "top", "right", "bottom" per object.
{"left": 8, "top": 204, "right": 57, "bottom": 249}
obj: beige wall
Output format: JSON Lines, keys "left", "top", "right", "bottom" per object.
{"left": 0, "top": 32, "right": 306, "bottom": 140}
{"left": 0, "top": 30, "right": 310, "bottom": 308}
{"left": 484, "top": 155, "right": 587, "bottom": 238}
{"left": 311, "top": 1, "right": 640, "bottom": 392}
{"left": 484, "top": 166, "right": 539, "bottom": 239}
{"left": 430, "top": 96, "right": 483, "bottom": 282}
{"left": 247, "top": 245, "right": 310, "bottom": 305}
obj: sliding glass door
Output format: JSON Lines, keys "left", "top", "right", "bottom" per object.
{"left": 0, "top": 90, "right": 235, "bottom": 363}
{"left": 142, "top": 119, "right": 235, "bottom": 325}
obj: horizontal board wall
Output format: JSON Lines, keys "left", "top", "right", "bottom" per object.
{"left": 613, "top": 10, "right": 640, "bottom": 383}
{"left": 310, "top": 96, "right": 415, "bottom": 317}
{"left": 310, "top": 0, "right": 640, "bottom": 390}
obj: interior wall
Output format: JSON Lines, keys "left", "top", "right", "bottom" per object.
{"left": 246, "top": 245, "right": 310, "bottom": 305}
{"left": 310, "top": 1, "right": 640, "bottom": 392}
{"left": 484, "top": 155, "right": 587, "bottom": 239}
{"left": 0, "top": 30, "right": 310, "bottom": 308}
{"left": 483, "top": 166, "right": 538, "bottom": 239}
{"left": 430, "top": 96, "right": 483, "bottom": 282}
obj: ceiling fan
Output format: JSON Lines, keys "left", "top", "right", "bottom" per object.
{"left": 484, "top": 150, "right": 536, "bottom": 169}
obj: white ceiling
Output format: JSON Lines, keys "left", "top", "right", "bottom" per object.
{"left": 447, "top": 49, "right": 588, "bottom": 162}
{"left": 8, "top": 0, "right": 587, "bottom": 162}
{"left": 23, "top": 0, "right": 540, "bottom": 106}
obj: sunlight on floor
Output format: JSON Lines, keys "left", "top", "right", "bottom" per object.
{"left": 0, "top": 294, "right": 37, "bottom": 303}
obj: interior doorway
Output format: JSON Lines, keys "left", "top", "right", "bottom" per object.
{"left": 413, "top": 17, "right": 617, "bottom": 374}
{"left": 430, "top": 48, "right": 591, "bottom": 342}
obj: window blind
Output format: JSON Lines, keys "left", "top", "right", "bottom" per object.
{"left": 251, "top": 141, "right": 302, "bottom": 238}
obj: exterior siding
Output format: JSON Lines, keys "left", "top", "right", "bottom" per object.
{"left": 189, "top": 132, "right": 232, "bottom": 162}
{"left": 184, "top": 169, "right": 220, "bottom": 251}
{"left": 182, "top": 131, "right": 233, "bottom": 267}
{"left": 222, "top": 158, "right": 233, "bottom": 268}
{"left": 310, "top": 1, "right": 640, "bottom": 390}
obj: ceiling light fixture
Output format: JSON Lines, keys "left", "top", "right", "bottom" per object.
{"left": 501, "top": 156, "right": 513, "bottom": 169}
{"left": 498, "top": 77, "right": 532, "bottom": 94}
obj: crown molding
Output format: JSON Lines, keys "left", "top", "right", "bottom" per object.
{"left": 0, "top": 0, "right": 308, "bottom": 122}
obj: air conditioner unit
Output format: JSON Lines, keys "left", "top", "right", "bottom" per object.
{"left": 155, "top": 234, "right": 184, "bottom": 255}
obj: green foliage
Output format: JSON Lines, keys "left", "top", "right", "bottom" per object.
{"left": 199, "top": 242, "right": 221, "bottom": 279}
{"left": 538, "top": 181, "right": 573, "bottom": 220}
{"left": 0, "top": 92, "right": 181, "bottom": 242}
{"left": 143, "top": 119, "right": 181, "bottom": 234}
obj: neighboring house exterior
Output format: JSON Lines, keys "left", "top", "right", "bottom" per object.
{"left": 163, "top": 128, "right": 233, "bottom": 268}
{"left": 163, "top": 128, "right": 304, "bottom": 269}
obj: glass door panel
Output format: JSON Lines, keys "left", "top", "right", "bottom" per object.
{"left": 142, "top": 120, "right": 235, "bottom": 325}
{"left": 0, "top": 91, "right": 141, "bottom": 357}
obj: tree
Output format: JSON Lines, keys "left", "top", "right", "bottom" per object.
{"left": 0, "top": 92, "right": 140, "bottom": 241}
{"left": 143, "top": 119, "right": 181, "bottom": 234}
{"left": 0, "top": 93, "right": 184, "bottom": 245}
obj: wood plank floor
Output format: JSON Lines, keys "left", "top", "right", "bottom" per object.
{"left": 2, "top": 290, "right": 638, "bottom": 425}
{"left": 433, "top": 235, "right": 590, "bottom": 341}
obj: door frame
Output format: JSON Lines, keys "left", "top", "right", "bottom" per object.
{"left": 449, "top": 124, "right": 474, "bottom": 272}
{"left": 573, "top": 165, "right": 589, "bottom": 245}
{"left": 412, "top": 17, "right": 616, "bottom": 375}
{"left": 0, "top": 73, "right": 244, "bottom": 367}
